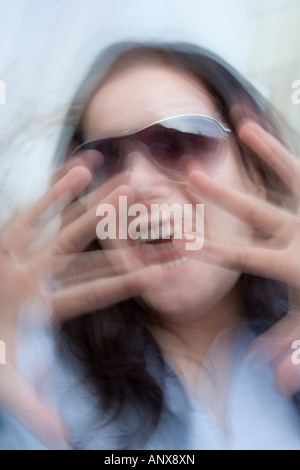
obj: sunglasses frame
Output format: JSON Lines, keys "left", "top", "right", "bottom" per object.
{"left": 72, "top": 114, "right": 232, "bottom": 184}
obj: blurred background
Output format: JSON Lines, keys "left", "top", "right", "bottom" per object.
{"left": 0, "top": 0, "right": 299, "bottom": 221}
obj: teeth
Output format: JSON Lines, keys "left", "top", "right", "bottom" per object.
{"left": 160, "top": 221, "right": 174, "bottom": 240}
{"left": 160, "top": 257, "right": 188, "bottom": 269}
{"left": 139, "top": 221, "right": 174, "bottom": 243}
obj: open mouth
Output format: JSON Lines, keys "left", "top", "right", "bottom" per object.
{"left": 135, "top": 216, "right": 188, "bottom": 270}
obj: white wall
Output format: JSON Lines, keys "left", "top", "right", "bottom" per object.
{"left": 0, "top": 0, "right": 264, "bottom": 219}
{"left": 249, "top": 0, "right": 300, "bottom": 134}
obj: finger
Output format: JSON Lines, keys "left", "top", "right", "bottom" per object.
{"left": 187, "top": 169, "right": 294, "bottom": 235}
{"left": 24, "top": 166, "right": 92, "bottom": 224}
{"left": 55, "top": 264, "right": 117, "bottom": 287}
{"left": 50, "top": 184, "right": 133, "bottom": 255}
{"left": 50, "top": 150, "right": 102, "bottom": 185}
{"left": 0, "top": 365, "right": 67, "bottom": 448}
{"left": 230, "top": 104, "right": 273, "bottom": 133}
{"left": 78, "top": 171, "right": 129, "bottom": 209}
{"left": 1, "top": 167, "right": 92, "bottom": 254}
{"left": 53, "top": 250, "right": 114, "bottom": 283}
{"left": 50, "top": 264, "right": 165, "bottom": 321}
{"left": 238, "top": 120, "right": 300, "bottom": 198}
{"left": 53, "top": 245, "right": 148, "bottom": 284}
{"left": 176, "top": 234, "right": 291, "bottom": 283}
{"left": 244, "top": 329, "right": 300, "bottom": 397}
{"left": 244, "top": 313, "right": 300, "bottom": 368}
{"left": 59, "top": 172, "right": 128, "bottom": 229}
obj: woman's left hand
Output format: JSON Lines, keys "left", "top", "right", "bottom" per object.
{"left": 181, "top": 120, "right": 300, "bottom": 396}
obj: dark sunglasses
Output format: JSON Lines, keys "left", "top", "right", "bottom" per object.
{"left": 72, "top": 114, "right": 231, "bottom": 185}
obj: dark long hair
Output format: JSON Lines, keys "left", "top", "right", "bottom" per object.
{"left": 55, "top": 42, "right": 298, "bottom": 442}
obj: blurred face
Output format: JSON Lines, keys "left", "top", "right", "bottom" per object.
{"left": 83, "top": 62, "right": 254, "bottom": 324}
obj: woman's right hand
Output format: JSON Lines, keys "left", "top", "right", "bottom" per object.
{"left": 0, "top": 159, "right": 163, "bottom": 448}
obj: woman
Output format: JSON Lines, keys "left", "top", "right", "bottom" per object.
{"left": 1, "top": 41, "right": 300, "bottom": 450}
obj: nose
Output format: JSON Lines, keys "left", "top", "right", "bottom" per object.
{"left": 125, "top": 148, "right": 170, "bottom": 199}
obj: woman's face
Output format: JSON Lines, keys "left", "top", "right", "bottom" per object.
{"left": 83, "top": 62, "right": 254, "bottom": 323}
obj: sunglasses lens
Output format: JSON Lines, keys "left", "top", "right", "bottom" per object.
{"left": 72, "top": 115, "right": 229, "bottom": 187}
{"left": 75, "top": 139, "right": 122, "bottom": 185}
{"left": 142, "top": 116, "right": 227, "bottom": 180}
